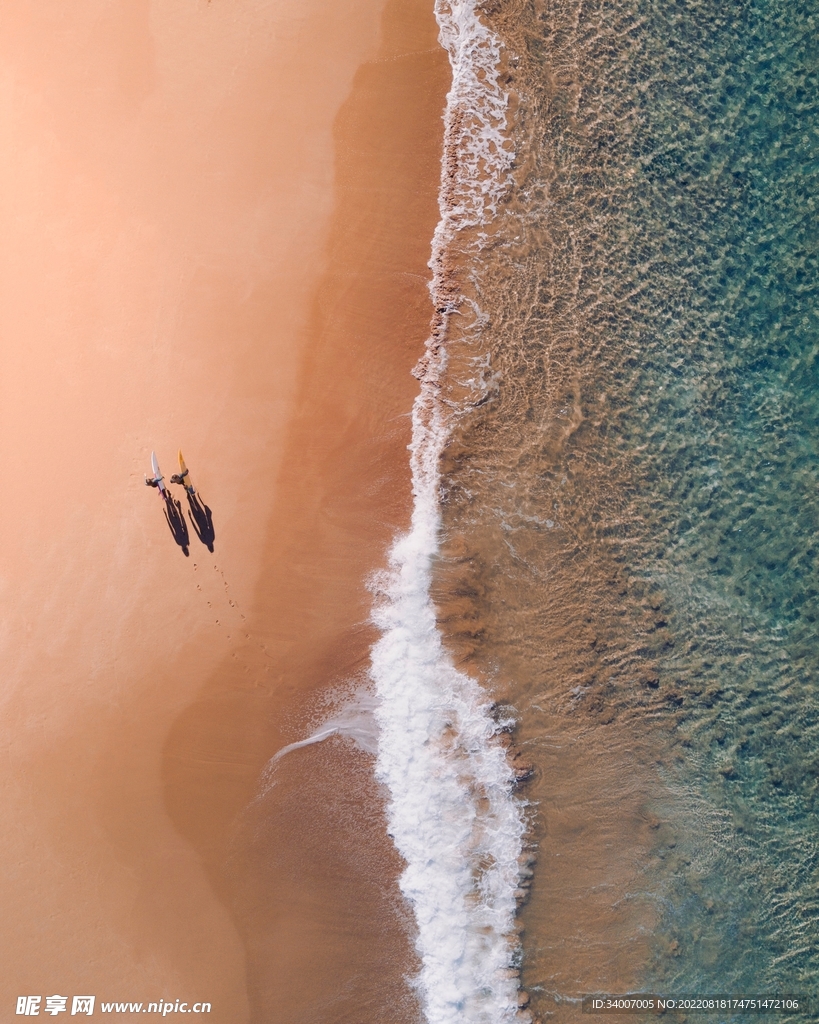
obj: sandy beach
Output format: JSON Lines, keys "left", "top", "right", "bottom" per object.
{"left": 0, "top": 0, "right": 447, "bottom": 1019}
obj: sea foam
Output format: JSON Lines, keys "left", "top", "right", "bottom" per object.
{"left": 369, "top": 3, "right": 526, "bottom": 1022}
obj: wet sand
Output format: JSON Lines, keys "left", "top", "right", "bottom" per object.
{"left": 0, "top": 0, "right": 447, "bottom": 1019}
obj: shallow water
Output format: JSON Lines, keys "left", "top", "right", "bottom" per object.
{"left": 427, "top": 0, "right": 819, "bottom": 1017}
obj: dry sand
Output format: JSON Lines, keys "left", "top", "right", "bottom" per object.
{"left": 0, "top": 0, "right": 448, "bottom": 1020}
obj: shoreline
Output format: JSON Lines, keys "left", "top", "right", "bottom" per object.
{"left": 364, "top": 5, "right": 539, "bottom": 1022}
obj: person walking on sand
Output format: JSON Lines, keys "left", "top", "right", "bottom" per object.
{"left": 145, "top": 451, "right": 168, "bottom": 497}
{"left": 170, "top": 449, "right": 196, "bottom": 496}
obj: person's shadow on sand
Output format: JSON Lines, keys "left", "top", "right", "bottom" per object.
{"left": 187, "top": 493, "right": 215, "bottom": 552}
{"left": 163, "top": 495, "right": 190, "bottom": 556}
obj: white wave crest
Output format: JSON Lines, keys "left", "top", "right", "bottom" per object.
{"left": 369, "top": 3, "right": 526, "bottom": 1023}
{"left": 435, "top": 0, "right": 514, "bottom": 232}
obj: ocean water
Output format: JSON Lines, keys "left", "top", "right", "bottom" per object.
{"left": 370, "top": 0, "right": 819, "bottom": 1020}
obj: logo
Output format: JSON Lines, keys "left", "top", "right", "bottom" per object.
{"left": 16, "top": 995, "right": 95, "bottom": 1016}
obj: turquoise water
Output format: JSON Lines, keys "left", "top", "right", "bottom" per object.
{"left": 622, "top": 0, "right": 819, "bottom": 1003}
{"left": 433, "top": 0, "right": 819, "bottom": 1016}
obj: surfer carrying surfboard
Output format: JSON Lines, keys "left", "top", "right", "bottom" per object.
{"left": 170, "top": 450, "right": 196, "bottom": 496}
{"left": 145, "top": 452, "right": 168, "bottom": 497}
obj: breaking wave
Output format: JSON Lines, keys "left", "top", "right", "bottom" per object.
{"left": 368, "top": 3, "right": 527, "bottom": 1022}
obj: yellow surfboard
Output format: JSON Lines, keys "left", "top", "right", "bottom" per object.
{"left": 177, "top": 449, "right": 196, "bottom": 495}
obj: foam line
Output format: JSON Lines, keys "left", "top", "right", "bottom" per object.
{"left": 266, "top": 689, "right": 381, "bottom": 771}
{"left": 268, "top": 727, "right": 342, "bottom": 763}
{"left": 369, "top": 3, "right": 526, "bottom": 1022}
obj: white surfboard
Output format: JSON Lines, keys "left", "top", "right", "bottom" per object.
{"left": 149, "top": 451, "right": 167, "bottom": 494}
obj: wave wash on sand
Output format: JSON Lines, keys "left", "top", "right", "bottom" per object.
{"left": 369, "top": 3, "right": 528, "bottom": 1022}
